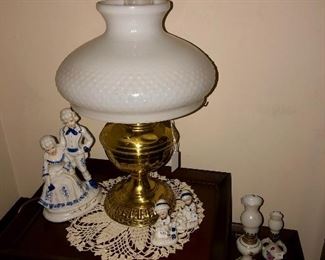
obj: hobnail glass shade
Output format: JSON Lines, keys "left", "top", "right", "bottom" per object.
{"left": 56, "top": 0, "right": 216, "bottom": 123}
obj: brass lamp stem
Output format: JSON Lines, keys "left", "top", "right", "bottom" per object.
{"left": 100, "top": 121, "right": 179, "bottom": 226}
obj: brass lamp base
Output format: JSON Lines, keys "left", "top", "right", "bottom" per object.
{"left": 104, "top": 176, "right": 175, "bottom": 227}
{"left": 100, "top": 121, "right": 179, "bottom": 227}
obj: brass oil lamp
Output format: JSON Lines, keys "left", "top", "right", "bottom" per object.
{"left": 55, "top": 0, "right": 216, "bottom": 227}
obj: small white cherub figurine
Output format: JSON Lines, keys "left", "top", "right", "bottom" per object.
{"left": 179, "top": 190, "right": 198, "bottom": 229}
{"left": 39, "top": 135, "right": 101, "bottom": 222}
{"left": 152, "top": 199, "right": 177, "bottom": 246}
{"left": 59, "top": 108, "right": 97, "bottom": 189}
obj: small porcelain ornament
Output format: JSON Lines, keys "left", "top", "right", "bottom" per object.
{"left": 261, "top": 211, "right": 287, "bottom": 260}
{"left": 39, "top": 135, "right": 102, "bottom": 222}
{"left": 261, "top": 238, "right": 287, "bottom": 260}
{"left": 59, "top": 108, "right": 97, "bottom": 189}
{"left": 268, "top": 211, "right": 284, "bottom": 241}
{"left": 236, "top": 194, "right": 264, "bottom": 260}
{"left": 176, "top": 190, "right": 199, "bottom": 231}
{"left": 152, "top": 199, "right": 177, "bottom": 246}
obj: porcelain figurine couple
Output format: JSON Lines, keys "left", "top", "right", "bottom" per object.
{"left": 152, "top": 190, "right": 199, "bottom": 246}
{"left": 39, "top": 108, "right": 102, "bottom": 223}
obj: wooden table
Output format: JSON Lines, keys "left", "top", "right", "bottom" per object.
{"left": 0, "top": 159, "right": 303, "bottom": 259}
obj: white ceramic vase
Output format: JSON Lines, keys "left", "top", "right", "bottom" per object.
{"left": 240, "top": 194, "right": 263, "bottom": 235}
{"left": 268, "top": 211, "right": 284, "bottom": 238}
{"left": 236, "top": 194, "right": 263, "bottom": 259}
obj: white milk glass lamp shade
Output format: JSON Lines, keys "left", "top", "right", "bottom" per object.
{"left": 56, "top": 0, "right": 216, "bottom": 124}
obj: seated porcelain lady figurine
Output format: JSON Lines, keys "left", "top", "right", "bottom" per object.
{"left": 39, "top": 135, "right": 102, "bottom": 222}
{"left": 178, "top": 190, "right": 198, "bottom": 230}
{"left": 152, "top": 199, "right": 177, "bottom": 247}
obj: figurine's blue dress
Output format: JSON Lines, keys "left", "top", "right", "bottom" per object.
{"left": 39, "top": 146, "right": 89, "bottom": 210}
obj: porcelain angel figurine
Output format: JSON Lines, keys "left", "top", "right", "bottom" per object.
{"left": 152, "top": 199, "right": 177, "bottom": 246}
{"left": 177, "top": 190, "right": 199, "bottom": 230}
{"left": 39, "top": 135, "right": 101, "bottom": 222}
{"left": 59, "top": 108, "right": 97, "bottom": 189}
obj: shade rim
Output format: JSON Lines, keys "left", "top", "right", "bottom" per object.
{"left": 71, "top": 101, "right": 204, "bottom": 124}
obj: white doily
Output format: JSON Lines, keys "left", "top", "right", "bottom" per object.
{"left": 66, "top": 173, "right": 205, "bottom": 260}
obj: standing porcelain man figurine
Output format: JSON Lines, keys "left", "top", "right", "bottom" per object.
{"left": 180, "top": 190, "right": 198, "bottom": 230}
{"left": 152, "top": 199, "right": 177, "bottom": 246}
{"left": 59, "top": 108, "right": 97, "bottom": 189}
{"left": 39, "top": 135, "right": 101, "bottom": 222}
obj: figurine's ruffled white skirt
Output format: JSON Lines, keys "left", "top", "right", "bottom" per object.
{"left": 42, "top": 187, "right": 102, "bottom": 223}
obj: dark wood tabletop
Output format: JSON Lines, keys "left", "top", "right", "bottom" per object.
{"left": 0, "top": 158, "right": 304, "bottom": 259}
{"left": 0, "top": 158, "right": 232, "bottom": 260}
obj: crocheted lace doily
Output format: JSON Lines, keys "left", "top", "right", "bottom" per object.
{"left": 66, "top": 173, "right": 205, "bottom": 260}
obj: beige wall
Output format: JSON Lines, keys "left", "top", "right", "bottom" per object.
{"left": 0, "top": 0, "right": 324, "bottom": 259}
{"left": 0, "top": 117, "right": 19, "bottom": 218}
